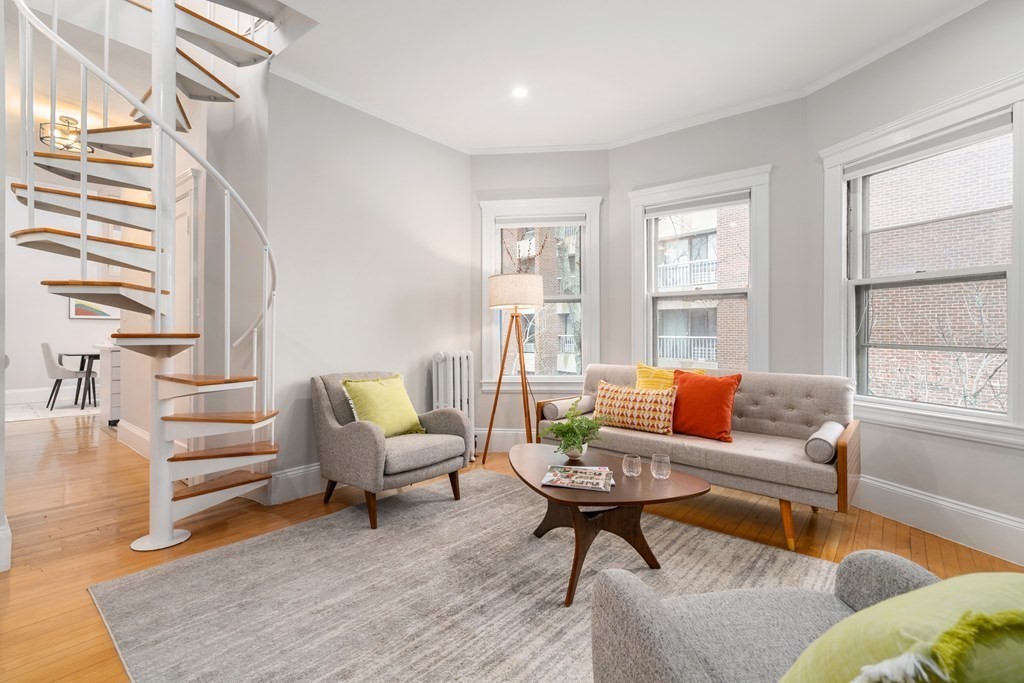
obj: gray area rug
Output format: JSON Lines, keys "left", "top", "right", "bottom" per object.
{"left": 91, "top": 470, "right": 836, "bottom": 682}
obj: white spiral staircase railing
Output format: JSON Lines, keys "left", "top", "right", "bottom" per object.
{"left": 13, "top": 0, "right": 282, "bottom": 551}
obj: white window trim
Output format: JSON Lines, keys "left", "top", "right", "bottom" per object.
{"left": 480, "top": 197, "right": 602, "bottom": 394}
{"left": 821, "top": 71, "right": 1024, "bottom": 449}
{"left": 629, "top": 165, "right": 771, "bottom": 370}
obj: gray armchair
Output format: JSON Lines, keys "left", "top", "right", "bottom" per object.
{"left": 591, "top": 550, "right": 939, "bottom": 683}
{"left": 311, "top": 372, "right": 473, "bottom": 528}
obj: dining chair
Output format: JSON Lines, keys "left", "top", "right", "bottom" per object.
{"left": 41, "top": 343, "right": 96, "bottom": 410}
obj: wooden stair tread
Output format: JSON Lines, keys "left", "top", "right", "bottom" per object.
{"left": 133, "top": 88, "right": 192, "bottom": 130}
{"left": 34, "top": 151, "right": 153, "bottom": 168}
{"left": 172, "top": 470, "right": 271, "bottom": 501}
{"left": 162, "top": 410, "right": 279, "bottom": 424}
{"left": 87, "top": 123, "right": 152, "bottom": 135}
{"left": 113, "top": 332, "right": 200, "bottom": 339}
{"left": 124, "top": 0, "right": 272, "bottom": 55}
{"left": 156, "top": 373, "right": 258, "bottom": 386}
{"left": 42, "top": 280, "right": 169, "bottom": 294}
{"left": 12, "top": 227, "right": 155, "bottom": 251}
{"left": 176, "top": 48, "right": 241, "bottom": 99}
{"left": 169, "top": 441, "right": 278, "bottom": 462}
{"left": 11, "top": 182, "right": 156, "bottom": 209}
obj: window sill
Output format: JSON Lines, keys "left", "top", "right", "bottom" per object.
{"left": 853, "top": 396, "right": 1024, "bottom": 450}
{"left": 481, "top": 377, "right": 584, "bottom": 395}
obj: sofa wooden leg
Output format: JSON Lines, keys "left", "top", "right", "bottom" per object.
{"left": 449, "top": 471, "right": 461, "bottom": 501}
{"left": 323, "top": 480, "right": 337, "bottom": 504}
{"left": 779, "top": 500, "right": 796, "bottom": 551}
{"left": 365, "top": 491, "right": 378, "bottom": 529}
{"left": 811, "top": 506, "right": 819, "bottom": 513}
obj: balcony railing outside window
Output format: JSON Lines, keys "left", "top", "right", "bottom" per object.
{"left": 658, "top": 259, "right": 717, "bottom": 289}
{"left": 657, "top": 335, "right": 717, "bottom": 362}
{"left": 557, "top": 334, "right": 578, "bottom": 354}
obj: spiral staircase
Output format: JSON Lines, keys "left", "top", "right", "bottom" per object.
{"left": 12, "top": 0, "right": 281, "bottom": 551}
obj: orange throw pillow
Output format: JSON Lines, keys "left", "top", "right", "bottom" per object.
{"left": 672, "top": 371, "right": 742, "bottom": 442}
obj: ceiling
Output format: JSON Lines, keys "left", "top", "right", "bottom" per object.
{"left": 275, "top": 0, "right": 986, "bottom": 153}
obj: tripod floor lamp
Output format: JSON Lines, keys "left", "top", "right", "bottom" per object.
{"left": 481, "top": 273, "right": 544, "bottom": 464}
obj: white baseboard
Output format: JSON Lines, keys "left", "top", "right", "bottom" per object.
{"left": 6, "top": 384, "right": 80, "bottom": 406}
{"left": 855, "top": 475, "right": 1024, "bottom": 566}
{"left": 116, "top": 422, "right": 188, "bottom": 461}
{"left": 269, "top": 462, "right": 325, "bottom": 505}
{"left": 0, "top": 514, "right": 11, "bottom": 572}
{"left": 474, "top": 427, "right": 529, "bottom": 455}
{"left": 117, "top": 420, "right": 150, "bottom": 459}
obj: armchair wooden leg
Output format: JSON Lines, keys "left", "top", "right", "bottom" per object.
{"left": 449, "top": 471, "right": 461, "bottom": 501}
{"left": 323, "top": 480, "right": 337, "bottom": 504}
{"left": 779, "top": 500, "right": 796, "bottom": 551}
{"left": 365, "top": 491, "right": 378, "bottom": 529}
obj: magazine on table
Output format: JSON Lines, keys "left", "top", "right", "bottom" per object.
{"left": 541, "top": 465, "right": 614, "bottom": 492}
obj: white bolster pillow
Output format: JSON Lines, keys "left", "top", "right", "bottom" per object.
{"left": 805, "top": 421, "right": 845, "bottom": 463}
{"left": 542, "top": 395, "right": 597, "bottom": 420}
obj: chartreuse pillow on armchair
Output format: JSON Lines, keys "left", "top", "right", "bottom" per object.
{"left": 341, "top": 375, "right": 424, "bottom": 437}
{"left": 781, "top": 572, "right": 1024, "bottom": 683}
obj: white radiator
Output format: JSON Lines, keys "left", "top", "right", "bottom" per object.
{"left": 432, "top": 350, "right": 475, "bottom": 459}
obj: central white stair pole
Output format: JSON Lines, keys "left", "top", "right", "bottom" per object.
{"left": 131, "top": 0, "right": 190, "bottom": 551}
{"left": 131, "top": 353, "right": 190, "bottom": 551}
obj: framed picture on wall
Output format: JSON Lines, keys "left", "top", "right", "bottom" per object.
{"left": 69, "top": 299, "right": 118, "bottom": 319}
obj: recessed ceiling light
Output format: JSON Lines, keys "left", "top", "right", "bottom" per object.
{"left": 511, "top": 86, "right": 529, "bottom": 99}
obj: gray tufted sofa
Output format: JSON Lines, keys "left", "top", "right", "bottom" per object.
{"left": 591, "top": 550, "right": 939, "bottom": 682}
{"left": 311, "top": 372, "right": 473, "bottom": 528}
{"left": 537, "top": 364, "right": 860, "bottom": 551}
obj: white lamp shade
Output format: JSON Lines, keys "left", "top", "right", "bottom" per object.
{"left": 488, "top": 273, "right": 544, "bottom": 309}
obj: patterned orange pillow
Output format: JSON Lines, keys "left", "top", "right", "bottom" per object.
{"left": 593, "top": 380, "right": 676, "bottom": 435}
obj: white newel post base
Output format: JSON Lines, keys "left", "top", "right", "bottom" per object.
{"left": 131, "top": 355, "right": 191, "bottom": 552}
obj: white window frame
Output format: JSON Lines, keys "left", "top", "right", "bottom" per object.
{"left": 629, "top": 166, "right": 771, "bottom": 370}
{"left": 821, "top": 76, "right": 1024, "bottom": 449}
{"left": 481, "top": 197, "right": 602, "bottom": 394}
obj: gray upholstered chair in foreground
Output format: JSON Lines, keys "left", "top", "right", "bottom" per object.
{"left": 310, "top": 372, "right": 473, "bottom": 528}
{"left": 591, "top": 550, "right": 939, "bottom": 683}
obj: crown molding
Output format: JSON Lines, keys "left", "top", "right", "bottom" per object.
{"left": 274, "top": 0, "right": 991, "bottom": 158}
{"left": 269, "top": 63, "right": 470, "bottom": 155}
{"left": 800, "top": 0, "right": 990, "bottom": 96}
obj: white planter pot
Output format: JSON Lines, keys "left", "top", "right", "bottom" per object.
{"left": 563, "top": 443, "right": 588, "bottom": 461}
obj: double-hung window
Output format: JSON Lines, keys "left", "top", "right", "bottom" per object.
{"left": 630, "top": 167, "right": 771, "bottom": 371}
{"left": 824, "top": 94, "right": 1024, "bottom": 447}
{"left": 481, "top": 198, "right": 602, "bottom": 392}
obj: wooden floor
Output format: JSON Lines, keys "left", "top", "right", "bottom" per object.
{"left": 2, "top": 417, "right": 1020, "bottom": 681}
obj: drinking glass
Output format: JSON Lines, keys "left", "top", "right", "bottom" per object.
{"left": 651, "top": 454, "right": 671, "bottom": 480}
{"left": 622, "top": 454, "right": 642, "bottom": 478}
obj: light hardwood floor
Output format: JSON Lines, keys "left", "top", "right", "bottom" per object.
{"left": 2, "top": 416, "right": 1020, "bottom": 681}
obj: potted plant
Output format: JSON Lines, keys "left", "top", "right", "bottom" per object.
{"left": 541, "top": 398, "right": 605, "bottom": 461}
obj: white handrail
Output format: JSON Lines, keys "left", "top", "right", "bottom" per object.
{"left": 13, "top": 0, "right": 276, "bottom": 347}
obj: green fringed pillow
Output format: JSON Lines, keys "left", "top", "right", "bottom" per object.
{"left": 341, "top": 375, "right": 424, "bottom": 437}
{"left": 781, "top": 573, "right": 1024, "bottom": 683}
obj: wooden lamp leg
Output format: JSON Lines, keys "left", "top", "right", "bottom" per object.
{"left": 482, "top": 311, "right": 517, "bottom": 465}
{"left": 513, "top": 311, "right": 533, "bottom": 444}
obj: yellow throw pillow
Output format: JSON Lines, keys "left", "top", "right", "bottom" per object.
{"left": 341, "top": 375, "right": 424, "bottom": 437}
{"left": 635, "top": 362, "right": 705, "bottom": 390}
{"left": 593, "top": 380, "right": 676, "bottom": 435}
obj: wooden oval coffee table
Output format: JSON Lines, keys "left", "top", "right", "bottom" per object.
{"left": 509, "top": 443, "right": 711, "bottom": 606}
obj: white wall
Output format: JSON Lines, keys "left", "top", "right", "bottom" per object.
{"left": 468, "top": 0, "right": 1024, "bottom": 562}
{"left": 803, "top": 0, "right": 1024, "bottom": 560}
{"left": 267, "top": 75, "right": 472, "bottom": 494}
{"left": 4, "top": 176, "right": 120, "bottom": 405}
{"left": 609, "top": 99, "right": 814, "bottom": 373}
